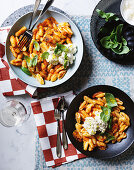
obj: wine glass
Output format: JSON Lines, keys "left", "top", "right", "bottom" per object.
{"left": 0, "top": 100, "right": 30, "bottom": 127}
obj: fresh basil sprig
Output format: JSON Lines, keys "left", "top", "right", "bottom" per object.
{"left": 100, "top": 93, "right": 117, "bottom": 123}
{"left": 100, "top": 24, "right": 130, "bottom": 55}
{"left": 105, "top": 93, "right": 117, "bottom": 107}
{"left": 100, "top": 106, "right": 111, "bottom": 122}
{"left": 33, "top": 40, "right": 40, "bottom": 51}
{"left": 21, "top": 67, "right": 31, "bottom": 76}
{"left": 32, "top": 55, "right": 38, "bottom": 67}
{"left": 96, "top": 9, "right": 119, "bottom": 22}
{"left": 54, "top": 43, "right": 68, "bottom": 55}
{"left": 24, "top": 55, "right": 38, "bottom": 67}
{"left": 41, "top": 52, "right": 49, "bottom": 60}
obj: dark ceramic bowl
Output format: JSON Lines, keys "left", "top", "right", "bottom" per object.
{"left": 65, "top": 85, "right": 134, "bottom": 158}
{"left": 90, "top": 0, "right": 134, "bottom": 64}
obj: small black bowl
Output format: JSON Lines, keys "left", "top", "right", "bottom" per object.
{"left": 97, "top": 20, "right": 134, "bottom": 63}
{"left": 90, "top": 0, "right": 134, "bottom": 64}
{"left": 65, "top": 85, "right": 134, "bottom": 158}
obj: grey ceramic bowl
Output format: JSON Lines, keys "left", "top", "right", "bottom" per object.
{"left": 6, "top": 9, "right": 83, "bottom": 88}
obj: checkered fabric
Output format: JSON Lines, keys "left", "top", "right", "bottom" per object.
{"left": 31, "top": 91, "right": 86, "bottom": 167}
{"left": 0, "top": 26, "right": 37, "bottom": 97}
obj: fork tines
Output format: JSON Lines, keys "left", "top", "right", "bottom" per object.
{"left": 18, "top": 31, "right": 32, "bottom": 50}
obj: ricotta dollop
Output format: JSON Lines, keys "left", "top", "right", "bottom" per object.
{"left": 83, "top": 111, "right": 108, "bottom": 135}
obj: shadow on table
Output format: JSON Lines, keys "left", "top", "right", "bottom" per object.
{"left": 37, "top": 41, "right": 93, "bottom": 99}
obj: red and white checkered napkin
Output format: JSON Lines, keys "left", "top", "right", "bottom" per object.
{"left": 31, "top": 91, "right": 86, "bottom": 167}
{"left": 0, "top": 26, "right": 37, "bottom": 97}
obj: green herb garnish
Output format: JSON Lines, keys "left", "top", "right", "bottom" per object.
{"left": 100, "top": 106, "right": 111, "bottom": 122}
{"left": 96, "top": 9, "right": 119, "bottom": 21}
{"left": 41, "top": 52, "right": 49, "bottom": 60}
{"left": 100, "top": 24, "right": 130, "bottom": 55}
{"left": 33, "top": 40, "right": 40, "bottom": 51}
{"left": 24, "top": 56, "right": 32, "bottom": 67}
{"left": 54, "top": 43, "right": 68, "bottom": 55}
{"left": 64, "top": 53, "right": 69, "bottom": 69}
{"left": 24, "top": 55, "right": 38, "bottom": 67}
{"left": 105, "top": 93, "right": 117, "bottom": 107}
{"left": 21, "top": 67, "right": 32, "bottom": 76}
{"left": 108, "top": 116, "right": 113, "bottom": 129}
{"left": 105, "top": 133, "right": 115, "bottom": 142}
{"left": 31, "top": 55, "right": 38, "bottom": 67}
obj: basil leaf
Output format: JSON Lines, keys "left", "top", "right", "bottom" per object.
{"left": 105, "top": 133, "right": 115, "bottom": 142}
{"left": 108, "top": 116, "right": 113, "bottom": 129}
{"left": 116, "top": 24, "right": 123, "bottom": 42}
{"left": 96, "top": 9, "right": 107, "bottom": 19}
{"left": 64, "top": 53, "right": 68, "bottom": 69}
{"left": 21, "top": 67, "right": 32, "bottom": 76}
{"left": 33, "top": 40, "right": 40, "bottom": 51}
{"left": 105, "top": 93, "right": 117, "bottom": 107}
{"left": 41, "top": 52, "right": 49, "bottom": 60}
{"left": 54, "top": 43, "right": 68, "bottom": 55}
{"left": 24, "top": 56, "right": 32, "bottom": 67}
{"left": 112, "top": 46, "right": 130, "bottom": 54}
{"left": 100, "top": 106, "right": 111, "bottom": 122}
{"left": 122, "top": 37, "right": 127, "bottom": 46}
{"left": 96, "top": 9, "right": 119, "bottom": 21}
{"left": 109, "top": 15, "right": 119, "bottom": 21}
{"left": 112, "top": 42, "right": 118, "bottom": 49}
{"left": 100, "top": 36, "right": 112, "bottom": 49}
{"left": 31, "top": 55, "right": 38, "bottom": 67}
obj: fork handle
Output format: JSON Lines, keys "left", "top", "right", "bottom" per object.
{"left": 30, "top": 0, "right": 54, "bottom": 31}
{"left": 56, "top": 120, "right": 62, "bottom": 158}
{"left": 29, "top": 0, "right": 41, "bottom": 29}
{"left": 62, "top": 112, "right": 68, "bottom": 149}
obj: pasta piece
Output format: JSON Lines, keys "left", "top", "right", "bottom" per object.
{"left": 75, "top": 112, "right": 81, "bottom": 123}
{"left": 85, "top": 104, "right": 94, "bottom": 113}
{"left": 17, "top": 53, "right": 23, "bottom": 59}
{"left": 92, "top": 92, "right": 105, "bottom": 98}
{"left": 29, "top": 39, "right": 34, "bottom": 54}
{"left": 15, "top": 26, "right": 27, "bottom": 37}
{"left": 79, "top": 101, "right": 87, "bottom": 110}
{"left": 14, "top": 48, "right": 20, "bottom": 54}
{"left": 117, "top": 132, "right": 127, "bottom": 142}
{"left": 118, "top": 105, "right": 125, "bottom": 110}
{"left": 47, "top": 73, "right": 52, "bottom": 81}
{"left": 10, "top": 46, "right": 18, "bottom": 58}
{"left": 84, "top": 96, "right": 95, "bottom": 104}
{"left": 10, "top": 35, "right": 17, "bottom": 47}
{"left": 51, "top": 74, "right": 58, "bottom": 82}
{"left": 10, "top": 59, "right": 22, "bottom": 66}
{"left": 80, "top": 110, "right": 89, "bottom": 119}
{"left": 73, "top": 130, "right": 83, "bottom": 142}
{"left": 83, "top": 141, "right": 89, "bottom": 151}
{"left": 75, "top": 123, "right": 83, "bottom": 132}
{"left": 22, "top": 60, "right": 27, "bottom": 68}
{"left": 115, "top": 98, "right": 123, "bottom": 105}
{"left": 58, "top": 70, "right": 66, "bottom": 79}
{"left": 36, "top": 74, "right": 44, "bottom": 85}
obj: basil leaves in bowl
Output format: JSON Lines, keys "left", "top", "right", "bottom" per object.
{"left": 94, "top": 9, "right": 134, "bottom": 63}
